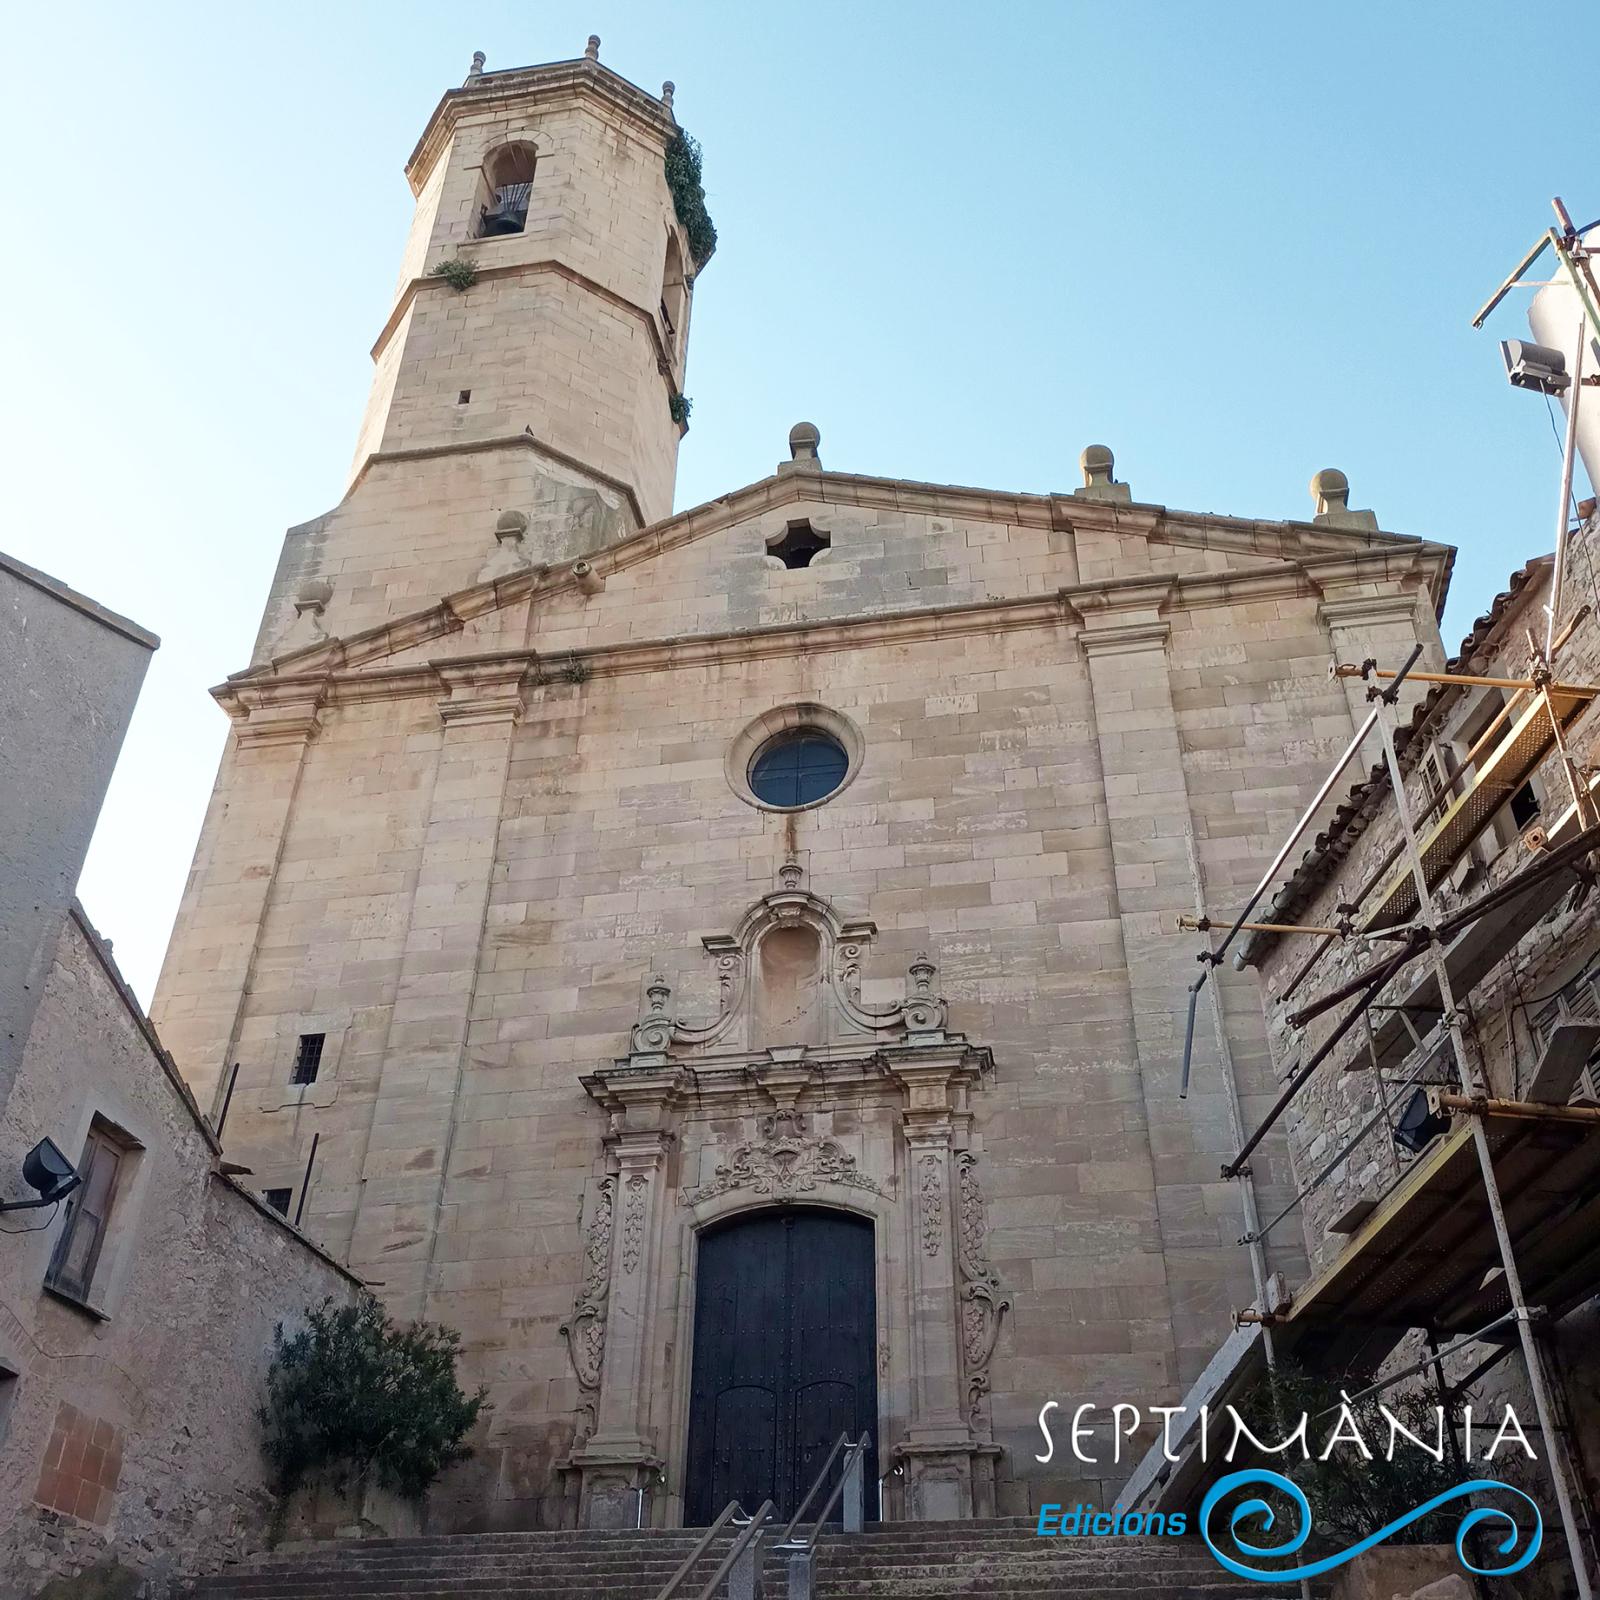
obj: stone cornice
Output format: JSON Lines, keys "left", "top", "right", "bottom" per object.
{"left": 346, "top": 428, "right": 646, "bottom": 528}
{"left": 1317, "top": 591, "right": 1427, "bottom": 630}
{"left": 368, "top": 258, "right": 679, "bottom": 402}
{"left": 405, "top": 57, "right": 679, "bottom": 197}
{"left": 1061, "top": 575, "right": 1179, "bottom": 626}
{"left": 228, "top": 681, "right": 325, "bottom": 745}
{"left": 227, "top": 470, "right": 1454, "bottom": 697}
{"left": 1077, "top": 621, "right": 1173, "bottom": 659}
{"left": 217, "top": 552, "right": 1451, "bottom": 715}
{"left": 436, "top": 660, "right": 531, "bottom": 727}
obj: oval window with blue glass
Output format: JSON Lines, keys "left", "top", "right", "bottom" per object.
{"left": 747, "top": 730, "right": 850, "bottom": 808}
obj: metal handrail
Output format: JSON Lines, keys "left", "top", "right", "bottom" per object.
{"left": 694, "top": 1499, "right": 773, "bottom": 1600}
{"left": 774, "top": 1431, "right": 871, "bottom": 1551}
{"left": 652, "top": 1498, "right": 745, "bottom": 1600}
{"left": 800, "top": 1465, "right": 864, "bottom": 1548}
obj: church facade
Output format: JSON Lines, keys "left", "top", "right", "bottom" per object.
{"left": 150, "top": 44, "right": 1455, "bottom": 1531}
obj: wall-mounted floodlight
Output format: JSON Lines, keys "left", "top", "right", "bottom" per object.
{"left": 0, "top": 1138, "right": 81, "bottom": 1214}
{"left": 1501, "top": 339, "right": 1570, "bottom": 395}
{"left": 1392, "top": 1088, "right": 1452, "bottom": 1156}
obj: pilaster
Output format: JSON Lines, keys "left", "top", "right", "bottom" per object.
{"left": 149, "top": 682, "right": 323, "bottom": 1107}
{"left": 569, "top": 1070, "right": 686, "bottom": 1528}
{"left": 1315, "top": 579, "right": 1441, "bottom": 754}
{"left": 887, "top": 1051, "right": 998, "bottom": 1520}
{"left": 1072, "top": 585, "right": 1255, "bottom": 1388}
{"left": 345, "top": 661, "right": 528, "bottom": 1309}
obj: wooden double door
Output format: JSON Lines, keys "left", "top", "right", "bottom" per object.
{"left": 683, "top": 1209, "right": 878, "bottom": 1525}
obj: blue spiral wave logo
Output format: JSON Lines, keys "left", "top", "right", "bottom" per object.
{"left": 1199, "top": 1470, "right": 1542, "bottom": 1582}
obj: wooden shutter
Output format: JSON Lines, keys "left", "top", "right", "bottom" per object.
{"left": 46, "top": 1130, "right": 123, "bottom": 1302}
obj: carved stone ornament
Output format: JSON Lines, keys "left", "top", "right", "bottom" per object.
{"left": 623, "top": 863, "right": 949, "bottom": 1065}
{"left": 919, "top": 1153, "right": 945, "bottom": 1256}
{"left": 681, "top": 1109, "right": 884, "bottom": 1206}
{"left": 559, "top": 1177, "right": 615, "bottom": 1430}
{"left": 621, "top": 1175, "right": 648, "bottom": 1273}
{"left": 955, "top": 1152, "right": 1013, "bottom": 1420}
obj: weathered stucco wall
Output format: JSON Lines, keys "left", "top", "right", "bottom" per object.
{"left": 0, "top": 553, "right": 154, "bottom": 1109}
{"left": 0, "top": 911, "right": 359, "bottom": 1599}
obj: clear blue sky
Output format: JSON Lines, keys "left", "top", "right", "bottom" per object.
{"left": 3, "top": 1, "right": 1595, "bottom": 998}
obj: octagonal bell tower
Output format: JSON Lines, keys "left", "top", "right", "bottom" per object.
{"left": 358, "top": 38, "right": 705, "bottom": 515}
{"left": 256, "top": 41, "right": 711, "bottom": 655}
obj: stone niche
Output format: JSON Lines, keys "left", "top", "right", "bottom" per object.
{"left": 559, "top": 863, "right": 1011, "bottom": 1527}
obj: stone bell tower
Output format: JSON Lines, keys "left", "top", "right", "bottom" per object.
{"left": 252, "top": 39, "right": 710, "bottom": 656}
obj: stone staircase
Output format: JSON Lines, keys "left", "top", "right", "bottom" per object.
{"left": 190, "top": 1517, "right": 1323, "bottom": 1598}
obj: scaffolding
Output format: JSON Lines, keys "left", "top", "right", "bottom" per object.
{"left": 1173, "top": 205, "right": 1600, "bottom": 1592}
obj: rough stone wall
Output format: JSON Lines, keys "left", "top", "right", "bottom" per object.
{"left": 150, "top": 467, "right": 1456, "bottom": 1527}
{"left": 0, "top": 912, "right": 358, "bottom": 1599}
{"left": 1253, "top": 548, "right": 1600, "bottom": 1265}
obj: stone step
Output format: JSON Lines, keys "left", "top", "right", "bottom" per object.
{"left": 193, "top": 1586, "right": 1316, "bottom": 1600}
{"left": 197, "top": 1557, "right": 1250, "bottom": 1592}
{"left": 188, "top": 1524, "right": 1331, "bottom": 1600}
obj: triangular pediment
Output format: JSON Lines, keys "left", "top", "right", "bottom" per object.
{"left": 224, "top": 466, "right": 1452, "bottom": 691}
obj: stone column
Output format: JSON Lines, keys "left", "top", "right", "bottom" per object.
{"left": 346, "top": 661, "right": 526, "bottom": 1311}
{"left": 150, "top": 682, "right": 322, "bottom": 1108}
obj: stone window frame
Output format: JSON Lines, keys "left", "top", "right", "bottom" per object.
{"left": 0, "top": 1358, "right": 17, "bottom": 1447}
{"left": 724, "top": 703, "right": 865, "bottom": 814}
{"left": 764, "top": 518, "right": 832, "bottom": 571}
{"left": 258, "top": 1014, "right": 349, "bottom": 1113}
{"left": 468, "top": 138, "right": 539, "bottom": 239}
{"left": 660, "top": 227, "right": 688, "bottom": 359}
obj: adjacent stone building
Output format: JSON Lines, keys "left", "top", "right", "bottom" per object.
{"left": 0, "top": 556, "right": 359, "bottom": 1598}
{"left": 1237, "top": 539, "right": 1600, "bottom": 1553}
{"left": 149, "top": 43, "right": 1457, "bottom": 1530}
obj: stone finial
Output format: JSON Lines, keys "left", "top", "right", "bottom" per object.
{"left": 1310, "top": 467, "right": 1349, "bottom": 516}
{"left": 1073, "top": 443, "right": 1132, "bottom": 504}
{"left": 661, "top": 81, "right": 675, "bottom": 111}
{"left": 278, "top": 578, "right": 332, "bottom": 653}
{"left": 479, "top": 510, "right": 532, "bottom": 582}
{"left": 585, "top": 35, "right": 601, "bottom": 60}
{"left": 467, "top": 50, "right": 486, "bottom": 80}
{"left": 644, "top": 973, "right": 671, "bottom": 1015}
{"left": 1309, "top": 467, "right": 1379, "bottom": 531}
{"left": 779, "top": 421, "right": 822, "bottom": 475}
{"left": 295, "top": 579, "right": 332, "bottom": 615}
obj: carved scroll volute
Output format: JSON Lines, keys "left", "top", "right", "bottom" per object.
{"left": 628, "top": 976, "right": 675, "bottom": 1059}
{"left": 955, "top": 1153, "right": 1012, "bottom": 1422}
{"left": 903, "top": 952, "right": 948, "bottom": 1038}
{"left": 559, "top": 1176, "right": 616, "bottom": 1430}
{"left": 835, "top": 939, "right": 863, "bottom": 1005}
